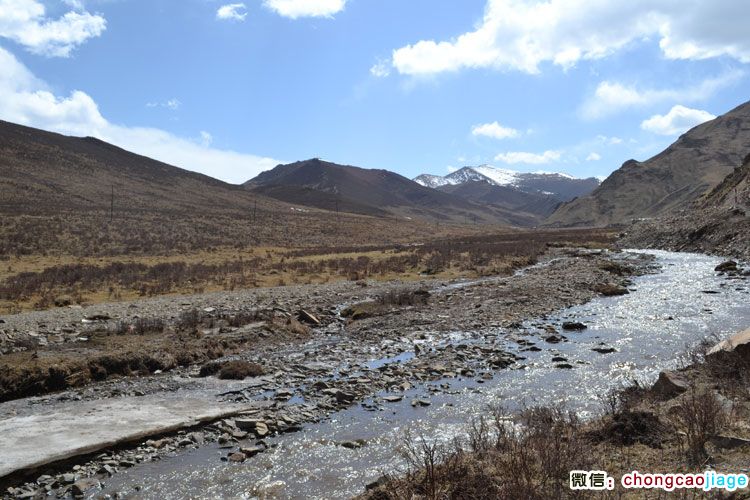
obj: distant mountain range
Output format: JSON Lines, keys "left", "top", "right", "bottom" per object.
{"left": 414, "top": 165, "right": 598, "bottom": 201}
{"left": 548, "top": 100, "right": 750, "bottom": 226}
{"left": 3, "top": 98, "right": 749, "bottom": 236}
{"left": 413, "top": 165, "right": 600, "bottom": 218}
{"left": 243, "top": 159, "right": 546, "bottom": 226}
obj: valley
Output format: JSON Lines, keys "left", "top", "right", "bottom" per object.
{"left": 1, "top": 98, "right": 749, "bottom": 500}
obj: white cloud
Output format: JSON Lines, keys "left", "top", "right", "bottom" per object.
{"left": 586, "top": 152, "right": 601, "bottom": 161}
{"left": 389, "top": 0, "right": 750, "bottom": 76}
{"left": 640, "top": 104, "right": 716, "bottom": 135}
{"left": 596, "top": 135, "right": 623, "bottom": 145}
{"left": 494, "top": 150, "right": 561, "bottom": 164}
{"left": 471, "top": 121, "right": 520, "bottom": 140}
{"left": 0, "top": 0, "right": 106, "bottom": 56}
{"left": 217, "top": 3, "right": 247, "bottom": 21}
{"left": 581, "top": 71, "right": 742, "bottom": 119}
{"left": 369, "top": 60, "right": 390, "bottom": 78}
{"left": 146, "top": 98, "right": 181, "bottom": 110}
{"left": 263, "top": 0, "right": 346, "bottom": 19}
{"left": 0, "top": 46, "right": 280, "bottom": 183}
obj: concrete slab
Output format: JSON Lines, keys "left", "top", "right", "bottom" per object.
{"left": 0, "top": 394, "right": 263, "bottom": 479}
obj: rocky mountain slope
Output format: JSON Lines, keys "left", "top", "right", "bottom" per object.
{"left": 548, "top": 100, "right": 750, "bottom": 227}
{"left": 621, "top": 153, "right": 750, "bottom": 259}
{"left": 244, "top": 159, "right": 544, "bottom": 225}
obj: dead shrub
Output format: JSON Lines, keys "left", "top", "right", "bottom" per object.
{"left": 218, "top": 360, "right": 264, "bottom": 380}
{"left": 675, "top": 387, "right": 728, "bottom": 465}
{"left": 200, "top": 360, "right": 264, "bottom": 379}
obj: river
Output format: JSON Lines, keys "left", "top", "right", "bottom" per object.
{"left": 98, "top": 250, "right": 750, "bottom": 499}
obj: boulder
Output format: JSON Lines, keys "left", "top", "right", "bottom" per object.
{"left": 562, "top": 321, "right": 587, "bottom": 331}
{"left": 707, "top": 328, "right": 750, "bottom": 358}
{"left": 240, "top": 445, "right": 265, "bottom": 457}
{"left": 592, "top": 347, "right": 617, "bottom": 354}
{"left": 715, "top": 261, "right": 738, "bottom": 273}
{"left": 652, "top": 370, "right": 689, "bottom": 399}
{"left": 228, "top": 452, "right": 246, "bottom": 462}
{"left": 339, "top": 439, "right": 366, "bottom": 449}
{"left": 71, "top": 478, "right": 100, "bottom": 497}
{"left": 594, "top": 283, "right": 629, "bottom": 296}
{"left": 334, "top": 390, "right": 356, "bottom": 404}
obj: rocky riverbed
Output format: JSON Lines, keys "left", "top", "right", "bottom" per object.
{"left": 0, "top": 248, "right": 660, "bottom": 498}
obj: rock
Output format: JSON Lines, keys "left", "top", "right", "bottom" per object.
{"left": 297, "top": 309, "right": 321, "bottom": 325}
{"left": 490, "top": 354, "right": 515, "bottom": 368}
{"left": 555, "top": 363, "right": 574, "bottom": 369}
{"left": 71, "top": 478, "right": 100, "bottom": 496}
{"left": 715, "top": 261, "right": 738, "bottom": 273}
{"left": 312, "top": 380, "right": 330, "bottom": 390}
{"left": 274, "top": 388, "right": 293, "bottom": 400}
{"left": 592, "top": 347, "right": 617, "bottom": 354}
{"left": 235, "top": 418, "right": 264, "bottom": 432}
{"left": 85, "top": 314, "right": 111, "bottom": 321}
{"left": 61, "top": 473, "right": 77, "bottom": 484}
{"left": 562, "top": 321, "right": 587, "bottom": 331}
{"left": 594, "top": 283, "right": 629, "bottom": 296}
{"left": 228, "top": 452, "right": 246, "bottom": 462}
{"left": 98, "top": 464, "right": 116, "bottom": 476}
{"left": 709, "top": 434, "right": 750, "bottom": 450}
{"left": 382, "top": 395, "right": 403, "bottom": 403}
{"left": 708, "top": 328, "right": 750, "bottom": 358}
{"left": 334, "top": 390, "right": 356, "bottom": 404}
{"left": 366, "top": 475, "right": 390, "bottom": 491}
{"left": 339, "top": 439, "right": 366, "bottom": 449}
{"left": 411, "top": 398, "right": 431, "bottom": 407}
{"left": 551, "top": 356, "right": 567, "bottom": 362}
{"left": 254, "top": 422, "right": 269, "bottom": 437}
{"left": 240, "top": 445, "right": 265, "bottom": 457}
{"left": 652, "top": 370, "right": 689, "bottom": 399}
{"left": 544, "top": 335, "right": 564, "bottom": 343}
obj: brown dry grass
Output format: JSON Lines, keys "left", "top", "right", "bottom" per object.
{"left": 0, "top": 228, "right": 616, "bottom": 313}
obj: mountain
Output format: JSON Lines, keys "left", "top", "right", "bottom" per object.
{"left": 0, "top": 119, "right": 279, "bottom": 217}
{"left": 548, "top": 100, "right": 750, "bottom": 227}
{"left": 437, "top": 181, "right": 562, "bottom": 218}
{"left": 414, "top": 165, "right": 599, "bottom": 202}
{"left": 620, "top": 153, "right": 750, "bottom": 259}
{"left": 413, "top": 165, "right": 599, "bottom": 219}
{"left": 244, "top": 158, "right": 543, "bottom": 226}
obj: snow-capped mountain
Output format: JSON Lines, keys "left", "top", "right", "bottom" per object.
{"left": 414, "top": 165, "right": 599, "bottom": 202}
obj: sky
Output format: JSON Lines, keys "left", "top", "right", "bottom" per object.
{"left": 0, "top": 0, "right": 748, "bottom": 184}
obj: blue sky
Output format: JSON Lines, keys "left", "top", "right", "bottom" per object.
{"left": 0, "top": 0, "right": 748, "bottom": 183}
